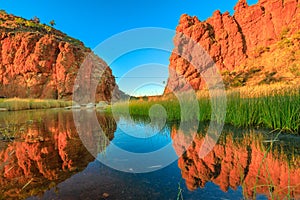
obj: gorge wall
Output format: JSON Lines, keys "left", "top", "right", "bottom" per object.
{"left": 0, "top": 11, "right": 120, "bottom": 102}
{"left": 165, "top": 0, "right": 300, "bottom": 93}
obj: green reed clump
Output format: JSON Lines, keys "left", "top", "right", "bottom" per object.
{"left": 226, "top": 93, "right": 261, "bottom": 127}
{"left": 197, "top": 98, "right": 211, "bottom": 122}
{"left": 111, "top": 99, "right": 181, "bottom": 121}
{"left": 225, "top": 90, "right": 300, "bottom": 133}
{"left": 259, "top": 93, "right": 300, "bottom": 132}
{"left": 109, "top": 88, "right": 300, "bottom": 134}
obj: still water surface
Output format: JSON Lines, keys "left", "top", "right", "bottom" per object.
{"left": 0, "top": 110, "right": 299, "bottom": 199}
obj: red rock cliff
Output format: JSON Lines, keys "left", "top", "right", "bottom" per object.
{"left": 0, "top": 11, "right": 120, "bottom": 102}
{"left": 165, "top": 0, "right": 300, "bottom": 93}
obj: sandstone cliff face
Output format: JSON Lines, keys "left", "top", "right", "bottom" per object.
{"left": 171, "top": 127, "right": 300, "bottom": 199}
{"left": 165, "top": 0, "right": 300, "bottom": 93}
{"left": 0, "top": 110, "right": 116, "bottom": 199}
{"left": 0, "top": 12, "right": 119, "bottom": 102}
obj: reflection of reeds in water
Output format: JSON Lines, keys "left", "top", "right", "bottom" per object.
{"left": 0, "top": 116, "right": 33, "bottom": 141}
{"left": 249, "top": 130, "right": 300, "bottom": 200}
{"left": 171, "top": 125, "right": 300, "bottom": 199}
{"left": 176, "top": 182, "right": 184, "bottom": 200}
{"left": 110, "top": 85, "right": 300, "bottom": 133}
{"left": 252, "top": 131, "right": 281, "bottom": 199}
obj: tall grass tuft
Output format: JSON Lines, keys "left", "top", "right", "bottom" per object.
{"left": 225, "top": 89, "right": 300, "bottom": 133}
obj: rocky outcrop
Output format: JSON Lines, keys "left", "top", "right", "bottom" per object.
{"left": 165, "top": 0, "right": 300, "bottom": 93}
{"left": 171, "top": 127, "right": 300, "bottom": 199}
{"left": 0, "top": 11, "right": 120, "bottom": 102}
{"left": 0, "top": 110, "right": 116, "bottom": 199}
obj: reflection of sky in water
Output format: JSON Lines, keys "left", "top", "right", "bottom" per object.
{"left": 95, "top": 117, "right": 177, "bottom": 173}
{"left": 106, "top": 118, "right": 172, "bottom": 153}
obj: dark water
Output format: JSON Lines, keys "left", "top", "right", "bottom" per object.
{"left": 0, "top": 110, "right": 299, "bottom": 200}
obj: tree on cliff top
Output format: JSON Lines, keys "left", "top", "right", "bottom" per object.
{"left": 49, "top": 20, "right": 55, "bottom": 26}
{"left": 32, "top": 16, "right": 40, "bottom": 23}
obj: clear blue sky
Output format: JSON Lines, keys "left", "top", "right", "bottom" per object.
{"left": 1, "top": 0, "right": 258, "bottom": 96}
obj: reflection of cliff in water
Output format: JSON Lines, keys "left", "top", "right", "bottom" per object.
{"left": 0, "top": 110, "right": 116, "bottom": 199}
{"left": 172, "top": 125, "right": 300, "bottom": 199}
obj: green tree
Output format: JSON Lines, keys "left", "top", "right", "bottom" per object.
{"left": 32, "top": 16, "right": 40, "bottom": 23}
{"left": 49, "top": 20, "right": 55, "bottom": 26}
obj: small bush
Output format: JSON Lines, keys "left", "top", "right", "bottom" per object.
{"left": 280, "top": 27, "right": 290, "bottom": 39}
{"left": 259, "top": 72, "right": 279, "bottom": 85}
{"left": 254, "top": 46, "right": 270, "bottom": 57}
{"left": 15, "top": 17, "right": 26, "bottom": 25}
{"left": 0, "top": 10, "right": 7, "bottom": 15}
{"left": 25, "top": 20, "right": 39, "bottom": 28}
{"left": 44, "top": 25, "right": 52, "bottom": 32}
{"left": 63, "top": 36, "right": 83, "bottom": 46}
{"left": 278, "top": 38, "right": 292, "bottom": 48}
{"left": 289, "top": 63, "right": 300, "bottom": 76}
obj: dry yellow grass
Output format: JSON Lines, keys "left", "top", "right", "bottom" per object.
{"left": 227, "top": 83, "right": 300, "bottom": 98}
{"left": 0, "top": 98, "right": 73, "bottom": 111}
{"left": 221, "top": 30, "right": 300, "bottom": 88}
{"left": 131, "top": 83, "right": 300, "bottom": 102}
